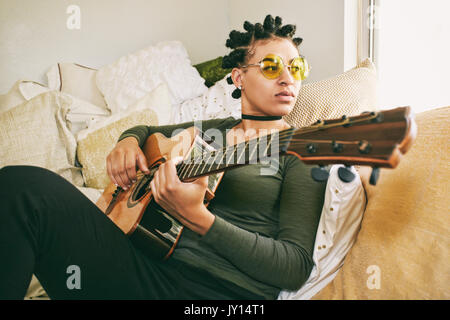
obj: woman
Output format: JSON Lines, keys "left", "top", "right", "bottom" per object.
{"left": 0, "top": 15, "right": 325, "bottom": 300}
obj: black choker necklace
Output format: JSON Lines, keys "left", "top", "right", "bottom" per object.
{"left": 241, "top": 114, "right": 282, "bottom": 121}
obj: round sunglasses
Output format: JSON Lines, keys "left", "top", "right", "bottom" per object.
{"left": 241, "top": 53, "right": 310, "bottom": 81}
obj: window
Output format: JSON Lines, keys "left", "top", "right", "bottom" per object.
{"left": 373, "top": 0, "right": 450, "bottom": 113}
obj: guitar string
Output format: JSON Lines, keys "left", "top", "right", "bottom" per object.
{"left": 177, "top": 138, "right": 365, "bottom": 181}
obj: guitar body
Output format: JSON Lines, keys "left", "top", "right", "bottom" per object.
{"left": 96, "top": 126, "right": 224, "bottom": 260}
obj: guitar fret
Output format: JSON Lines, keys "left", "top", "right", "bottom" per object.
{"left": 262, "top": 136, "right": 272, "bottom": 159}
{"left": 177, "top": 163, "right": 184, "bottom": 180}
{"left": 186, "top": 160, "right": 197, "bottom": 178}
{"left": 248, "top": 138, "right": 259, "bottom": 164}
{"left": 179, "top": 162, "right": 190, "bottom": 180}
{"left": 237, "top": 141, "right": 249, "bottom": 164}
{"left": 207, "top": 151, "right": 220, "bottom": 172}
{"left": 193, "top": 160, "right": 206, "bottom": 177}
{"left": 225, "top": 145, "right": 236, "bottom": 166}
{"left": 216, "top": 151, "right": 226, "bottom": 171}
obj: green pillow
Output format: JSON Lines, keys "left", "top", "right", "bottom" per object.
{"left": 194, "top": 56, "right": 231, "bottom": 87}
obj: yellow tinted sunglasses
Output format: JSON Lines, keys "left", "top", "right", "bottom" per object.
{"left": 241, "top": 53, "right": 310, "bottom": 81}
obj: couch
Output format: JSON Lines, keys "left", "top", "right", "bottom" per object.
{"left": 1, "top": 40, "right": 447, "bottom": 300}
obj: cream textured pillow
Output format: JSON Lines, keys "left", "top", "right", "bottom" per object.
{"left": 284, "top": 58, "right": 378, "bottom": 128}
{"left": 0, "top": 80, "right": 27, "bottom": 114}
{"left": 96, "top": 41, "right": 207, "bottom": 115}
{"left": 76, "top": 84, "right": 170, "bottom": 189}
{"left": 0, "top": 91, "right": 83, "bottom": 186}
{"left": 312, "top": 106, "right": 450, "bottom": 299}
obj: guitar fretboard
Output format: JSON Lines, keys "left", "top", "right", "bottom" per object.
{"left": 176, "top": 128, "right": 294, "bottom": 180}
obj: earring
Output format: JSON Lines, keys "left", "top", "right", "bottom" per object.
{"left": 232, "top": 86, "right": 241, "bottom": 99}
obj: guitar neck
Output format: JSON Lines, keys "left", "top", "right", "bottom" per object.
{"left": 175, "top": 128, "right": 295, "bottom": 181}
{"left": 174, "top": 106, "right": 415, "bottom": 181}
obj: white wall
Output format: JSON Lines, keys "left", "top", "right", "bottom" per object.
{"left": 0, "top": 0, "right": 346, "bottom": 93}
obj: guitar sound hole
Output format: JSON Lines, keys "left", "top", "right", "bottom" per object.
{"left": 132, "top": 175, "right": 153, "bottom": 201}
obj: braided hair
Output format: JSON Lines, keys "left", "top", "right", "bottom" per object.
{"left": 222, "top": 15, "right": 303, "bottom": 99}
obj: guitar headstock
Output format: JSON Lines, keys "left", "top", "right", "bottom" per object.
{"left": 284, "top": 106, "right": 417, "bottom": 184}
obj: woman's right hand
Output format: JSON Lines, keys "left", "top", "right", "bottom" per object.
{"left": 106, "top": 137, "right": 150, "bottom": 190}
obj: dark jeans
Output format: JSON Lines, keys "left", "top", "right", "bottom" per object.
{"left": 0, "top": 165, "right": 258, "bottom": 300}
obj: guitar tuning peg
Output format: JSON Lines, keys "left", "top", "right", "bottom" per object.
{"left": 342, "top": 115, "right": 352, "bottom": 127}
{"left": 338, "top": 165, "right": 356, "bottom": 183}
{"left": 311, "top": 165, "right": 329, "bottom": 182}
{"left": 370, "top": 167, "right": 380, "bottom": 185}
{"left": 370, "top": 112, "right": 384, "bottom": 123}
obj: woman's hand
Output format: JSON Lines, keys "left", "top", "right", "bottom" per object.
{"left": 150, "top": 157, "right": 215, "bottom": 236}
{"left": 106, "top": 137, "right": 150, "bottom": 190}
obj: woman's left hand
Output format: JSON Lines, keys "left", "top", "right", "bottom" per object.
{"left": 150, "top": 157, "right": 215, "bottom": 235}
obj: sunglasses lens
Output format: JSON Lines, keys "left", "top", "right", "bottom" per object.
{"left": 290, "top": 57, "right": 303, "bottom": 80}
{"left": 291, "top": 57, "right": 309, "bottom": 80}
{"left": 260, "top": 54, "right": 283, "bottom": 79}
{"left": 300, "top": 57, "right": 310, "bottom": 80}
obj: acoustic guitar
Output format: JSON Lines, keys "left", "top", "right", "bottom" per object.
{"left": 96, "top": 106, "right": 417, "bottom": 260}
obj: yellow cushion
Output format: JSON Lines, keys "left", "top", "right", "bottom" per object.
{"left": 75, "top": 84, "right": 170, "bottom": 189}
{"left": 284, "top": 59, "right": 378, "bottom": 128}
{"left": 312, "top": 106, "right": 450, "bottom": 299}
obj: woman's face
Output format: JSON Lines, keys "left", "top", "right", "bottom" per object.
{"left": 233, "top": 38, "right": 302, "bottom": 116}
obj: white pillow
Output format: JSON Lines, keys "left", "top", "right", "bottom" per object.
{"left": 65, "top": 94, "right": 111, "bottom": 136}
{"left": 278, "top": 164, "right": 366, "bottom": 300}
{"left": 46, "top": 63, "right": 108, "bottom": 110}
{"left": 18, "top": 81, "right": 50, "bottom": 100}
{"left": 96, "top": 41, "right": 207, "bottom": 115}
{"left": 172, "top": 74, "right": 241, "bottom": 124}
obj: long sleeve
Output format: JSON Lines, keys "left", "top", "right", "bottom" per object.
{"left": 199, "top": 155, "right": 326, "bottom": 290}
{"left": 117, "top": 117, "right": 241, "bottom": 148}
{"left": 117, "top": 121, "right": 197, "bottom": 148}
